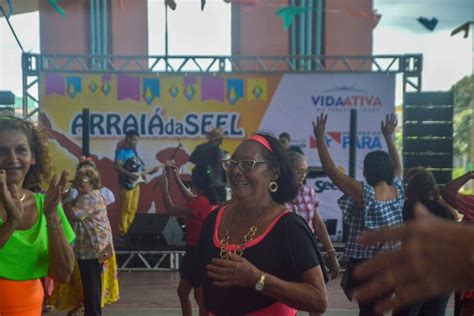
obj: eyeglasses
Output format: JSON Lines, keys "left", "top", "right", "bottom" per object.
{"left": 221, "top": 159, "right": 271, "bottom": 173}
{"left": 295, "top": 169, "right": 310, "bottom": 178}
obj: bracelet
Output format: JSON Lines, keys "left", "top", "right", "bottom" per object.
{"left": 62, "top": 197, "right": 72, "bottom": 204}
{"left": 46, "top": 218, "right": 62, "bottom": 229}
{"left": 327, "top": 248, "right": 336, "bottom": 253}
{"left": 47, "top": 222, "right": 62, "bottom": 229}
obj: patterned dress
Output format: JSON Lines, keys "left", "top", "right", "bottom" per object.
{"left": 50, "top": 188, "right": 119, "bottom": 310}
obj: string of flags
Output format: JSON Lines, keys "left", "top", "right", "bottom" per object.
{"left": 451, "top": 21, "right": 473, "bottom": 38}
{"left": 44, "top": 73, "right": 268, "bottom": 105}
{"left": 47, "top": 0, "right": 65, "bottom": 16}
{"left": 276, "top": 6, "right": 382, "bottom": 30}
{"left": 415, "top": 17, "right": 473, "bottom": 37}
{"left": 417, "top": 16, "right": 438, "bottom": 31}
{"left": 165, "top": 0, "right": 257, "bottom": 11}
{"left": 0, "top": 1, "right": 471, "bottom": 39}
{"left": 275, "top": 5, "right": 472, "bottom": 37}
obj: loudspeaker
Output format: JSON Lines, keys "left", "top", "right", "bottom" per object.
{"left": 323, "top": 219, "right": 337, "bottom": 235}
{"left": 128, "top": 214, "right": 184, "bottom": 248}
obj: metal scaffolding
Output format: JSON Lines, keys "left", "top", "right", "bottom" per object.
{"left": 22, "top": 53, "right": 422, "bottom": 118}
{"left": 116, "top": 250, "right": 185, "bottom": 272}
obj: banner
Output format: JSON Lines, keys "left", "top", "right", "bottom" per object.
{"left": 259, "top": 73, "right": 396, "bottom": 238}
{"left": 39, "top": 72, "right": 395, "bottom": 238}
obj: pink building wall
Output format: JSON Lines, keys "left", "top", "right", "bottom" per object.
{"left": 230, "top": 0, "right": 373, "bottom": 70}
{"left": 39, "top": 0, "right": 149, "bottom": 68}
{"left": 109, "top": 0, "right": 148, "bottom": 70}
{"left": 231, "top": 1, "right": 290, "bottom": 70}
{"left": 324, "top": 0, "right": 373, "bottom": 70}
{"left": 39, "top": 0, "right": 89, "bottom": 55}
{"left": 40, "top": 1, "right": 373, "bottom": 65}
{"left": 232, "top": 1, "right": 289, "bottom": 56}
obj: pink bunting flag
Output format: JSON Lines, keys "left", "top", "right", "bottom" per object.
{"left": 201, "top": 76, "right": 225, "bottom": 102}
{"left": 117, "top": 75, "right": 140, "bottom": 101}
{"left": 45, "top": 73, "right": 65, "bottom": 96}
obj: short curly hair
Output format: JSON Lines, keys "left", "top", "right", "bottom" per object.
{"left": 0, "top": 117, "right": 52, "bottom": 189}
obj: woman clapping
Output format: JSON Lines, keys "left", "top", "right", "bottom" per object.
{"left": 0, "top": 116, "right": 75, "bottom": 315}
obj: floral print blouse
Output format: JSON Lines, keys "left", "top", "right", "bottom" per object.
{"left": 71, "top": 190, "right": 112, "bottom": 260}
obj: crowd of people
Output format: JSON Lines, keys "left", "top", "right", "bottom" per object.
{"left": 1, "top": 112, "right": 473, "bottom": 316}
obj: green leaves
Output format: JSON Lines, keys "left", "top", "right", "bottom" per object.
{"left": 451, "top": 75, "right": 473, "bottom": 160}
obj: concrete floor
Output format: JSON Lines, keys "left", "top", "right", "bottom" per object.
{"left": 48, "top": 271, "right": 454, "bottom": 316}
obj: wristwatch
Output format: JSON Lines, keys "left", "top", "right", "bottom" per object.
{"left": 255, "top": 271, "right": 267, "bottom": 292}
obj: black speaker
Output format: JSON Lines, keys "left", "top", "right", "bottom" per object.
{"left": 128, "top": 214, "right": 184, "bottom": 249}
{"left": 323, "top": 219, "right": 337, "bottom": 235}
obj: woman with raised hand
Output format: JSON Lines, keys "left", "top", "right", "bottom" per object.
{"left": 157, "top": 162, "right": 216, "bottom": 316}
{"left": 0, "top": 116, "right": 75, "bottom": 315}
{"left": 199, "top": 133, "right": 328, "bottom": 315}
{"left": 313, "top": 113, "right": 404, "bottom": 316}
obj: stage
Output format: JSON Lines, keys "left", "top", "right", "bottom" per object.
{"left": 49, "top": 271, "right": 455, "bottom": 316}
{"left": 114, "top": 241, "right": 347, "bottom": 272}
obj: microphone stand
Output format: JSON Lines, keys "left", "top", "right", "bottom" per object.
{"left": 169, "top": 139, "right": 183, "bottom": 161}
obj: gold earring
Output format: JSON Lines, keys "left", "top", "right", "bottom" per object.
{"left": 268, "top": 181, "right": 278, "bottom": 192}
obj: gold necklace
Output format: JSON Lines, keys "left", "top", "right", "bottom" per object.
{"left": 219, "top": 200, "right": 273, "bottom": 260}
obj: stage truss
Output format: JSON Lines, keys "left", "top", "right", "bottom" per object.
{"left": 115, "top": 250, "right": 185, "bottom": 272}
{"left": 115, "top": 244, "right": 346, "bottom": 272}
{"left": 21, "top": 53, "right": 422, "bottom": 118}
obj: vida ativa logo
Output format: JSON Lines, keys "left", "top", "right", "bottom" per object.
{"left": 311, "top": 86, "right": 382, "bottom": 107}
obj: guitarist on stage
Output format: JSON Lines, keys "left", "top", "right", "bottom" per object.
{"left": 114, "top": 130, "right": 159, "bottom": 236}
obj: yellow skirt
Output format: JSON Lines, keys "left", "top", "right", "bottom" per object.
{"left": 50, "top": 255, "right": 120, "bottom": 310}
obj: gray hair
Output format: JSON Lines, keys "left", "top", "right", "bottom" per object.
{"left": 287, "top": 151, "right": 307, "bottom": 166}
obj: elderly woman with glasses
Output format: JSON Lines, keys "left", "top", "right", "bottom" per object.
{"left": 198, "top": 133, "right": 328, "bottom": 315}
{"left": 287, "top": 152, "right": 340, "bottom": 280}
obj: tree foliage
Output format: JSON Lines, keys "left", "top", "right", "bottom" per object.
{"left": 451, "top": 75, "right": 473, "bottom": 158}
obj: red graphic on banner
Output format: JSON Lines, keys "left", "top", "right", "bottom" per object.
{"left": 328, "top": 132, "right": 342, "bottom": 144}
